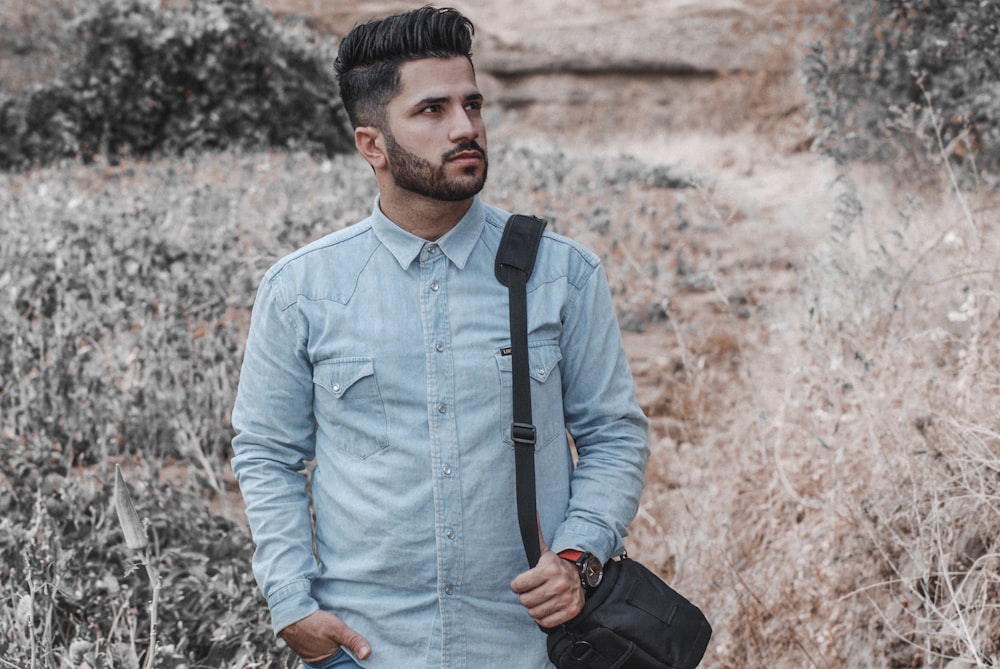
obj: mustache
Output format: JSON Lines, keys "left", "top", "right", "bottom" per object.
{"left": 443, "top": 140, "right": 486, "bottom": 160}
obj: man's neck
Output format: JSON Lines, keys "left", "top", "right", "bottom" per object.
{"left": 378, "top": 191, "right": 475, "bottom": 241}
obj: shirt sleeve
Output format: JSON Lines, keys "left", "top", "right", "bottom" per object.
{"left": 230, "top": 271, "right": 321, "bottom": 634}
{"left": 552, "top": 260, "right": 650, "bottom": 564}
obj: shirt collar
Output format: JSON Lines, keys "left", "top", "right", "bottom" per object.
{"left": 371, "top": 196, "right": 486, "bottom": 271}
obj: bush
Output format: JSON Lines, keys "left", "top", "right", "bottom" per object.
{"left": 803, "top": 0, "right": 1000, "bottom": 181}
{"left": 0, "top": 0, "right": 352, "bottom": 170}
{"left": 0, "top": 148, "right": 380, "bottom": 667}
{"left": 0, "top": 461, "right": 283, "bottom": 668}
{"left": 0, "top": 0, "right": 78, "bottom": 91}
{"left": 1, "top": 165, "right": 260, "bottom": 474}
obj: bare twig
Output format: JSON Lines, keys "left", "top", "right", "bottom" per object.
{"left": 916, "top": 78, "right": 978, "bottom": 244}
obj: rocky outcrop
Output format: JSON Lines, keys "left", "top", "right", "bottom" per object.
{"left": 471, "top": 1, "right": 792, "bottom": 76}
{"left": 266, "top": 0, "right": 817, "bottom": 151}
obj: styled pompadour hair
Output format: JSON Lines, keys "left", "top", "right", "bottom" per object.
{"left": 334, "top": 6, "right": 475, "bottom": 128}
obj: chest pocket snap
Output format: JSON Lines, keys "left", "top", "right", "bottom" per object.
{"left": 313, "top": 356, "right": 388, "bottom": 459}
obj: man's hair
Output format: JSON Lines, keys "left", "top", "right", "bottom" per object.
{"left": 334, "top": 6, "right": 475, "bottom": 129}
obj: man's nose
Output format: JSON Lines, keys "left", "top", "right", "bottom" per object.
{"left": 449, "top": 108, "right": 480, "bottom": 142}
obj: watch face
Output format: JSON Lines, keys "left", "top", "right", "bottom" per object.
{"left": 581, "top": 555, "right": 603, "bottom": 588}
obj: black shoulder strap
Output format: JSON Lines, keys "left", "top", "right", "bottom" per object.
{"left": 495, "top": 214, "right": 546, "bottom": 286}
{"left": 495, "top": 214, "right": 547, "bottom": 568}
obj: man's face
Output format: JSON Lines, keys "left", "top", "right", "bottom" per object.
{"left": 381, "top": 56, "right": 488, "bottom": 202}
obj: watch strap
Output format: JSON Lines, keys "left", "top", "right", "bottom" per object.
{"left": 557, "top": 549, "right": 584, "bottom": 562}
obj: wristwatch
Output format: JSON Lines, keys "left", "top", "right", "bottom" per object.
{"left": 558, "top": 549, "right": 603, "bottom": 590}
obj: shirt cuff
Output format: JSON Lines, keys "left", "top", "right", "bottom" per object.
{"left": 267, "top": 579, "right": 320, "bottom": 636}
{"left": 551, "top": 517, "right": 620, "bottom": 565}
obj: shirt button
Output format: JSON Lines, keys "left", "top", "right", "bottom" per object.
{"left": 436, "top": 343, "right": 444, "bottom": 352}
{"left": 536, "top": 367, "right": 545, "bottom": 377}
{"left": 445, "top": 586, "right": 453, "bottom": 596}
{"left": 332, "top": 384, "right": 341, "bottom": 392}
{"left": 430, "top": 282, "right": 440, "bottom": 292}
{"left": 446, "top": 530, "right": 456, "bottom": 540}
{"left": 443, "top": 465, "right": 453, "bottom": 476}
{"left": 428, "top": 245, "right": 438, "bottom": 254}
{"left": 438, "top": 404, "right": 447, "bottom": 414}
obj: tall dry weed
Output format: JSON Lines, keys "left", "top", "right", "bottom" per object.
{"left": 772, "top": 159, "right": 1000, "bottom": 667}
{"left": 623, "top": 118, "right": 1000, "bottom": 667}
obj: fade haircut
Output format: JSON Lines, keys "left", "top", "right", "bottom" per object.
{"left": 334, "top": 6, "right": 475, "bottom": 129}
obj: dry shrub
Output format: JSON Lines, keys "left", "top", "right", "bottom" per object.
{"left": 724, "top": 162, "right": 1000, "bottom": 668}
{"left": 827, "top": 179, "right": 1000, "bottom": 665}
{"left": 0, "top": 149, "right": 377, "bottom": 667}
{"left": 617, "top": 126, "right": 1000, "bottom": 666}
{"left": 803, "top": 0, "right": 1000, "bottom": 182}
{"left": 0, "top": 0, "right": 352, "bottom": 170}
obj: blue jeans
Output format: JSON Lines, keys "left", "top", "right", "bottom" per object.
{"left": 300, "top": 649, "right": 361, "bottom": 669}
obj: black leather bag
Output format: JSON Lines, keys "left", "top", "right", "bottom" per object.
{"left": 496, "top": 215, "right": 713, "bottom": 669}
{"left": 546, "top": 556, "right": 712, "bottom": 669}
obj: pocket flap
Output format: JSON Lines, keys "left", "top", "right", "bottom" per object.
{"left": 313, "top": 357, "right": 375, "bottom": 398}
{"left": 496, "top": 342, "right": 562, "bottom": 382}
{"left": 528, "top": 343, "right": 562, "bottom": 382}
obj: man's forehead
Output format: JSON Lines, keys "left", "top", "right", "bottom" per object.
{"left": 396, "top": 56, "right": 479, "bottom": 102}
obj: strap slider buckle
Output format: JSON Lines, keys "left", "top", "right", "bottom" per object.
{"left": 511, "top": 422, "right": 537, "bottom": 448}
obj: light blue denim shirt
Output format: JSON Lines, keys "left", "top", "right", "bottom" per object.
{"left": 231, "top": 196, "right": 649, "bottom": 669}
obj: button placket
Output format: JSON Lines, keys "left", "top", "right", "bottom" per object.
{"left": 419, "top": 241, "right": 464, "bottom": 645}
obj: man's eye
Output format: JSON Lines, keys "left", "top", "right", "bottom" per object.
{"left": 421, "top": 105, "right": 441, "bottom": 114}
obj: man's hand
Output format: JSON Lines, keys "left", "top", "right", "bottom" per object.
{"left": 510, "top": 531, "right": 586, "bottom": 629}
{"left": 279, "top": 610, "right": 372, "bottom": 663}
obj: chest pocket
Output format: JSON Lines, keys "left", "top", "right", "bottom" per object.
{"left": 495, "top": 341, "right": 564, "bottom": 450}
{"left": 313, "top": 356, "right": 389, "bottom": 459}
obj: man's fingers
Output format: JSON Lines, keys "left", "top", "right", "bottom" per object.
{"left": 510, "top": 548, "right": 586, "bottom": 627}
{"left": 511, "top": 548, "right": 570, "bottom": 595}
{"left": 527, "top": 589, "right": 584, "bottom": 628}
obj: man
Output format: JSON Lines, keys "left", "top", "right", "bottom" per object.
{"left": 231, "top": 7, "right": 649, "bottom": 668}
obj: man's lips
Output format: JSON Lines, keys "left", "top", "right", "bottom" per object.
{"left": 447, "top": 150, "right": 484, "bottom": 164}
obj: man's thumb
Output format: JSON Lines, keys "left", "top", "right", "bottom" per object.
{"left": 348, "top": 634, "right": 372, "bottom": 661}
{"left": 335, "top": 623, "right": 372, "bottom": 660}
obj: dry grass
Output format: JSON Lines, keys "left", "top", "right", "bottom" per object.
{"left": 3, "top": 108, "right": 998, "bottom": 669}
{"left": 3, "top": 1, "right": 1000, "bottom": 667}
{"left": 623, "top": 156, "right": 1000, "bottom": 668}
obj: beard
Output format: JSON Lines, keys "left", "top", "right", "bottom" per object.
{"left": 383, "top": 129, "right": 488, "bottom": 202}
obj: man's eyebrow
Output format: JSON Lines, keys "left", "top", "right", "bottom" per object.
{"left": 418, "top": 96, "right": 448, "bottom": 105}
{"left": 412, "top": 92, "right": 483, "bottom": 108}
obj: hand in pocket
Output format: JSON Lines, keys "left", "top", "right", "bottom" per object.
{"left": 280, "top": 610, "right": 371, "bottom": 664}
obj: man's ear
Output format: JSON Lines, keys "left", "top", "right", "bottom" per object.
{"left": 355, "top": 126, "right": 387, "bottom": 169}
